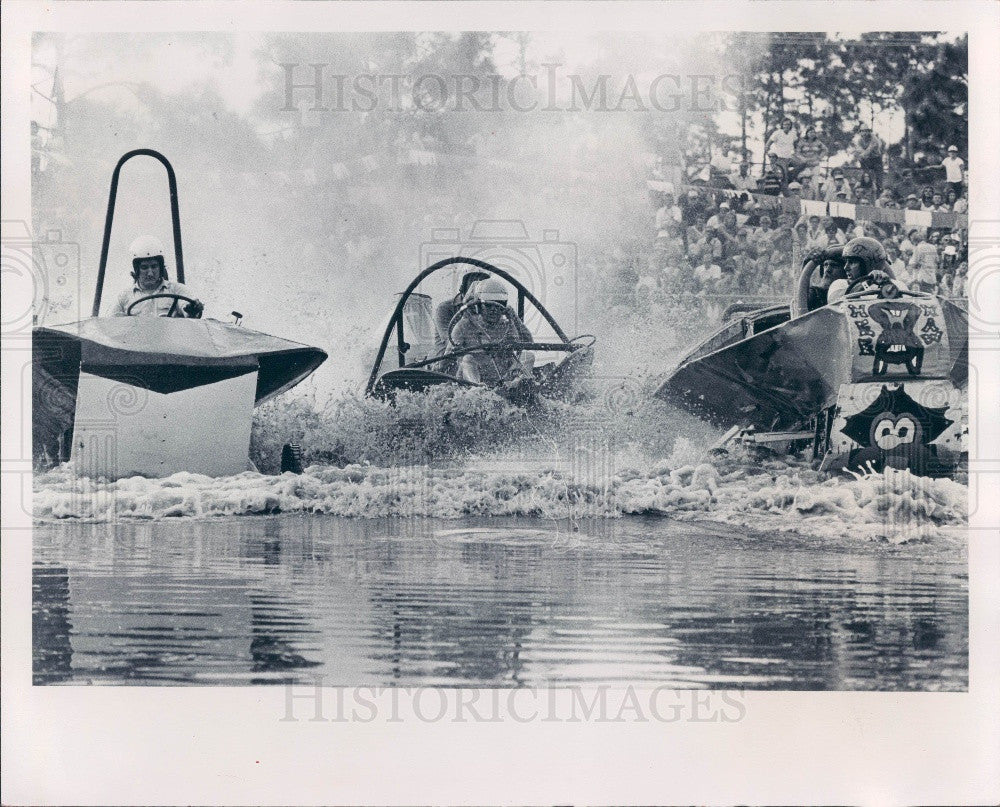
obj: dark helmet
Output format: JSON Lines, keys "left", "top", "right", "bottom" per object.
{"left": 842, "top": 236, "right": 887, "bottom": 277}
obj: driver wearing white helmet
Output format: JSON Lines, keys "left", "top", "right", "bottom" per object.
{"left": 450, "top": 278, "right": 535, "bottom": 387}
{"left": 112, "top": 235, "right": 203, "bottom": 317}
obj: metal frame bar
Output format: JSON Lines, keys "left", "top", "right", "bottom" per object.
{"left": 92, "top": 149, "right": 185, "bottom": 317}
{"left": 365, "top": 257, "right": 570, "bottom": 396}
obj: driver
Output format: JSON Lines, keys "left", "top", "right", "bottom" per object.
{"left": 450, "top": 278, "right": 535, "bottom": 387}
{"left": 826, "top": 237, "right": 904, "bottom": 305}
{"left": 112, "top": 235, "right": 204, "bottom": 317}
{"left": 433, "top": 269, "right": 489, "bottom": 358}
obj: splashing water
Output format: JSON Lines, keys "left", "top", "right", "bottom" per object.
{"left": 34, "top": 382, "right": 967, "bottom": 543}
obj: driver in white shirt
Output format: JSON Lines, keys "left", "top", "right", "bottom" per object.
{"left": 112, "top": 235, "right": 203, "bottom": 317}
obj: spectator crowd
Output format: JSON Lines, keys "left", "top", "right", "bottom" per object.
{"left": 640, "top": 118, "right": 969, "bottom": 316}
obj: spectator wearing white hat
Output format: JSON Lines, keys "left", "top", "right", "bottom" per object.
{"left": 939, "top": 145, "right": 965, "bottom": 199}
{"left": 706, "top": 200, "right": 730, "bottom": 231}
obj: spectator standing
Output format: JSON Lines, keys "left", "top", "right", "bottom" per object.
{"left": 790, "top": 219, "right": 809, "bottom": 269}
{"left": 899, "top": 229, "right": 919, "bottom": 262}
{"left": 940, "top": 145, "right": 965, "bottom": 199}
{"left": 952, "top": 261, "right": 968, "bottom": 297}
{"left": 766, "top": 118, "right": 798, "bottom": 176}
{"left": 886, "top": 242, "right": 908, "bottom": 281}
{"left": 940, "top": 233, "right": 961, "bottom": 276}
{"left": 853, "top": 124, "right": 886, "bottom": 192}
{"left": 908, "top": 230, "right": 940, "bottom": 292}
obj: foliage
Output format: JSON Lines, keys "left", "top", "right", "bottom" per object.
{"left": 723, "top": 32, "right": 967, "bottom": 160}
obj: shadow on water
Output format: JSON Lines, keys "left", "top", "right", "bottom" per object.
{"left": 32, "top": 515, "right": 967, "bottom": 689}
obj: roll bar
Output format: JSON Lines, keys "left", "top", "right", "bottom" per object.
{"left": 792, "top": 259, "right": 818, "bottom": 319}
{"left": 365, "top": 257, "right": 570, "bottom": 396}
{"left": 92, "top": 149, "right": 185, "bottom": 317}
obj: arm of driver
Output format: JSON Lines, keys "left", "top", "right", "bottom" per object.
{"left": 169, "top": 281, "right": 201, "bottom": 317}
{"left": 510, "top": 311, "right": 535, "bottom": 374}
{"left": 111, "top": 288, "right": 130, "bottom": 316}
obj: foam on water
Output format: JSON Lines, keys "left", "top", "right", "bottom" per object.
{"left": 33, "top": 380, "right": 967, "bottom": 542}
{"left": 34, "top": 454, "right": 966, "bottom": 543}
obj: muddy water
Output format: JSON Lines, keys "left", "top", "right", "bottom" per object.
{"left": 33, "top": 515, "right": 967, "bottom": 689}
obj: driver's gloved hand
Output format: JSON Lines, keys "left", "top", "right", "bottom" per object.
{"left": 867, "top": 270, "right": 890, "bottom": 286}
{"left": 820, "top": 244, "right": 844, "bottom": 263}
{"left": 184, "top": 299, "right": 204, "bottom": 318}
{"left": 805, "top": 244, "right": 842, "bottom": 267}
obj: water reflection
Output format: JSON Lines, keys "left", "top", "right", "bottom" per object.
{"left": 33, "top": 516, "right": 967, "bottom": 689}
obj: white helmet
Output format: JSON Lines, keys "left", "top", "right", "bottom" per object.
{"left": 475, "top": 278, "right": 508, "bottom": 303}
{"left": 130, "top": 235, "right": 166, "bottom": 262}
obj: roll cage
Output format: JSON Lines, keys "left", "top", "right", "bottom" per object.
{"left": 92, "top": 149, "right": 186, "bottom": 317}
{"left": 364, "top": 257, "right": 592, "bottom": 396}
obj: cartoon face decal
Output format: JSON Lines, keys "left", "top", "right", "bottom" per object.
{"left": 842, "top": 384, "right": 951, "bottom": 450}
{"left": 869, "top": 413, "right": 922, "bottom": 451}
{"left": 867, "top": 301, "right": 924, "bottom": 376}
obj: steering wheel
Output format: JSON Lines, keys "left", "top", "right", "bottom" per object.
{"left": 125, "top": 293, "right": 202, "bottom": 318}
{"left": 844, "top": 275, "right": 880, "bottom": 294}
